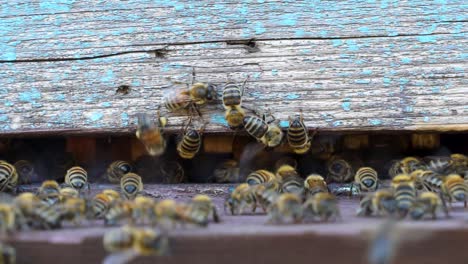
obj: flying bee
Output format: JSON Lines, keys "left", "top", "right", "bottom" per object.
{"left": 37, "top": 180, "right": 61, "bottom": 205}
{"left": 357, "top": 189, "right": 396, "bottom": 217}
{"left": 105, "top": 200, "right": 135, "bottom": 226}
{"left": 409, "top": 192, "right": 449, "bottom": 220}
{"left": 326, "top": 155, "right": 354, "bottom": 183}
{"left": 136, "top": 112, "right": 167, "bottom": 156}
{"left": 0, "top": 161, "right": 18, "bottom": 193}
{"left": 133, "top": 195, "right": 156, "bottom": 225}
{"left": 212, "top": 160, "right": 240, "bottom": 183}
{"left": 59, "top": 197, "right": 89, "bottom": 226}
{"left": 120, "top": 173, "right": 144, "bottom": 200}
{"left": 103, "top": 226, "right": 169, "bottom": 264}
{"left": 304, "top": 174, "right": 328, "bottom": 197}
{"left": 302, "top": 192, "right": 340, "bottom": 222}
{"left": 225, "top": 183, "right": 260, "bottom": 215}
{"left": 176, "top": 121, "right": 205, "bottom": 159}
{"left": 222, "top": 81, "right": 247, "bottom": 129}
{"left": 392, "top": 175, "right": 416, "bottom": 217}
{"left": 13, "top": 160, "right": 35, "bottom": 184}
{"left": 245, "top": 169, "right": 277, "bottom": 185}
{"left": 65, "top": 166, "right": 90, "bottom": 192}
{"left": 177, "top": 195, "right": 220, "bottom": 227}
{"left": 107, "top": 161, "right": 133, "bottom": 184}
{"left": 351, "top": 167, "right": 379, "bottom": 195}
{"left": 287, "top": 111, "right": 315, "bottom": 154}
{"left": 243, "top": 113, "right": 284, "bottom": 148}
{"left": 0, "top": 243, "right": 15, "bottom": 264}
{"left": 266, "top": 193, "right": 302, "bottom": 224}
{"left": 441, "top": 174, "right": 468, "bottom": 208}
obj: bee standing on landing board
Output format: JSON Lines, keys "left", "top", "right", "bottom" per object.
{"left": 409, "top": 192, "right": 449, "bottom": 220}
{"left": 392, "top": 174, "right": 416, "bottom": 217}
{"left": 0, "top": 161, "right": 18, "bottom": 193}
{"left": 287, "top": 111, "right": 315, "bottom": 154}
{"left": 245, "top": 169, "right": 277, "bottom": 186}
{"left": 65, "top": 166, "right": 90, "bottom": 193}
{"left": 135, "top": 112, "right": 167, "bottom": 156}
{"left": 177, "top": 195, "right": 220, "bottom": 226}
{"left": 266, "top": 193, "right": 303, "bottom": 224}
{"left": 357, "top": 189, "right": 396, "bottom": 217}
{"left": 107, "top": 161, "right": 133, "bottom": 184}
{"left": 225, "top": 183, "right": 259, "bottom": 215}
{"left": 0, "top": 203, "right": 19, "bottom": 234}
{"left": 212, "top": 160, "right": 240, "bottom": 183}
{"left": 302, "top": 192, "right": 340, "bottom": 222}
{"left": 441, "top": 174, "right": 468, "bottom": 208}
{"left": 120, "top": 173, "right": 143, "bottom": 200}
{"left": 243, "top": 112, "right": 284, "bottom": 148}
{"left": 176, "top": 121, "right": 205, "bottom": 160}
{"left": 326, "top": 156, "right": 354, "bottom": 183}
{"left": 450, "top": 154, "right": 468, "bottom": 176}
{"left": 304, "top": 174, "right": 328, "bottom": 197}
{"left": 222, "top": 79, "right": 248, "bottom": 129}
{"left": 37, "top": 180, "right": 61, "bottom": 205}
{"left": 351, "top": 167, "right": 379, "bottom": 195}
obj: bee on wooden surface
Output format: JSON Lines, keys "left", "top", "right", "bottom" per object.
{"left": 92, "top": 193, "right": 113, "bottom": 219}
{"left": 212, "top": 160, "right": 240, "bottom": 183}
{"left": 32, "top": 203, "right": 62, "bottom": 229}
{"left": 59, "top": 187, "right": 80, "bottom": 201}
{"left": 13, "top": 160, "right": 35, "bottom": 184}
{"left": 441, "top": 174, "right": 468, "bottom": 208}
{"left": 409, "top": 170, "right": 443, "bottom": 192}
{"left": 0, "top": 203, "right": 18, "bottom": 234}
{"left": 281, "top": 175, "right": 304, "bottom": 198}
{"left": 59, "top": 197, "right": 89, "bottom": 226}
{"left": 133, "top": 195, "right": 156, "bottom": 225}
{"left": 246, "top": 169, "right": 277, "bottom": 185}
{"left": 105, "top": 200, "right": 135, "bottom": 226}
{"left": 176, "top": 122, "right": 205, "bottom": 160}
{"left": 450, "top": 154, "right": 468, "bottom": 176}
{"left": 65, "top": 166, "right": 90, "bottom": 192}
{"left": 243, "top": 113, "right": 284, "bottom": 148}
{"left": 102, "top": 189, "right": 121, "bottom": 201}
{"left": 351, "top": 167, "right": 379, "bottom": 195}
{"left": 304, "top": 174, "right": 328, "bottom": 197}
{"left": 163, "top": 76, "right": 217, "bottom": 111}
{"left": 255, "top": 181, "right": 281, "bottom": 211}
{"left": 0, "top": 161, "right": 18, "bottom": 193}
{"left": 400, "top": 157, "right": 425, "bottom": 174}
{"left": 177, "top": 195, "right": 220, "bottom": 227}
{"left": 287, "top": 111, "right": 315, "bottom": 154}
{"left": 225, "top": 183, "right": 259, "bottom": 215}
{"left": 222, "top": 81, "right": 247, "bottom": 129}
{"left": 120, "top": 173, "right": 144, "bottom": 200}
{"left": 153, "top": 199, "right": 179, "bottom": 227}
{"left": 267, "top": 193, "right": 302, "bottom": 224}
{"left": 37, "top": 180, "right": 61, "bottom": 206}
{"left": 423, "top": 156, "right": 452, "bottom": 175}
{"left": 392, "top": 175, "right": 416, "bottom": 217}
{"left": 189, "top": 82, "right": 217, "bottom": 106}
{"left": 107, "top": 161, "right": 133, "bottom": 184}
{"left": 0, "top": 243, "right": 15, "bottom": 264}
{"left": 136, "top": 112, "right": 167, "bottom": 157}
{"left": 13, "top": 192, "right": 40, "bottom": 221}
{"left": 103, "top": 226, "right": 169, "bottom": 264}
{"left": 275, "top": 164, "right": 299, "bottom": 180}
{"left": 409, "top": 192, "right": 449, "bottom": 220}
{"left": 302, "top": 192, "right": 340, "bottom": 222}
{"left": 326, "top": 155, "right": 354, "bottom": 183}
{"left": 357, "top": 189, "right": 396, "bottom": 217}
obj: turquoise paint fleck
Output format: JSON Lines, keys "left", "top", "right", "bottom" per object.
{"left": 333, "top": 120, "right": 343, "bottom": 127}
{"left": 19, "top": 88, "right": 41, "bottom": 103}
{"left": 358, "top": 26, "right": 370, "bottom": 34}
{"left": 369, "top": 119, "right": 382, "bottom": 126}
{"left": 89, "top": 112, "right": 104, "bottom": 122}
{"left": 101, "top": 102, "right": 112, "bottom": 107}
{"left": 4, "top": 101, "right": 13, "bottom": 107}
{"left": 401, "top": 57, "right": 412, "bottom": 64}
{"left": 319, "top": 30, "right": 328, "bottom": 37}
{"left": 403, "top": 106, "right": 413, "bottom": 113}
{"left": 254, "top": 22, "right": 266, "bottom": 34}
{"left": 55, "top": 94, "right": 66, "bottom": 101}
{"left": 346, "top": 40, "right": 359, "bottom": 51}
{"left": 362, "top": 69, "right": 373, "bottom": 75}
{"left": 121, "top": 113, "right": 129, "bottom": 126}
{"left": 39, "top": 0, "right": 75, "bottom": 13}
{"left": 211, "top": 113, "right": 228, "bottom": 126}
{"left": 431, "top": 87, "right": 441, "bottom": 93}
{"left": 355, "top": 79, "right": 371, "bottom": 84}
{"left": 399, "top": 78, "right": 409, "bottom": 85}
{"left": 101, "top": 69, "right": 115, "bottom": 83}
{"left": 380, "top": 0, "right": 388, "bottom": 8}
{"left": 173, "top": 3, "right": 184, "bottom": 11}
{"left": 423, "top": 116, "right": 430, "bottom": 122}
{"left": 0, "top": 115, "right": 9, "bottom": 122}
{"left": 279, "top": 120, "right": 289, "bottom": 128}
{"left": 341, "top": 101, "right": 351, "bottom": 111}
{"left": 252, "top": 72, "right": 261, "bottom": 79}
{"left": 332, "top": 39, "right": 343, "bottom": 47}
{"left": 279, "top": 14, "right": 297, "bottom": 26}
{"left": 417, "top": 35, "right": 437, "bottom": 43}
{"left": 286, "top": 93, "right": 300, "bottom": 100}
{"left": 295, "top": 29, "right": 306, "bottom": 37}
{"left": 271, "top": 69, "right": 278, "bottom": 76}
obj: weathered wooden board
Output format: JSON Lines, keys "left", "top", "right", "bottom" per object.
{"left": 0, "top": 0, "right": 466, "bottom": 135}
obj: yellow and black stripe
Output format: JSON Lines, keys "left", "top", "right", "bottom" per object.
{"left": 442, "top": 174, "right": 468, "bottom": 207}
{"left": 120, "top": 173, "right": 143, "bottom": 200}
{"left": 246, "top": 169, "right": 276, "bottom": 185}
{"left": 0, "top": 161, "right": 18, "bottom": 192}
{"left": 65, "top": 166, "right": 88, "bottom": 191}
{"left": 163, "top": 89, "right": 191, "bottom": 112}
{"left": 107, "top": 161, "right": 132, "bottom": 183}
{"left": 281, "top": 175, "right": 304, "bottom": 197}
{"left": 177, "top": 129, "right": 202, "bottom": 159}
{"left": 287, "top": 114, "right": 310, "bottom": 154}
{"left": 354, "top": 167, "right": 378, "bottom": 192}
{"left": 243, "top": 115, "right": 268, "bottom": 140}
{"left": 394, "top": 182, "right": 416, "bottom": 216}
{"left": 222, "top": 83, "right": 242, "bottom": 108}
{"left": 92, "top": 193, "right": 112, "bottom": 219}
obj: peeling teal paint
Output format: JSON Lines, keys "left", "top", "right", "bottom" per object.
{"left": 271, "top": 69, "right": 278, "bottom": 76}
{"left": 295, "top": 29, "right": 305, "bottom": 37}
{"left": 121, "top": 113, "right": 129, "bottom": 126}
{"left": 362, "top": 69, "right": 373, "bottom": 75}
{"left": 332, "top": 120, "right": 343, "bottom": 127}
{"left": 431, "top": 87, "right": 441, "bottom": 93}
{"left": 254, "top": 22, "right": 266, "bottom": 34}
{"left": 403, "top": 106, "right": 413, "bottom": 113}
{"left": 55, "top": 94, "right": 66, "bottom": 101}
{"left": 252, "top": 72, "right": 261, "bottom": 79}
{"left": 0, "top": 115, "right": 9, "bottom": 122}
{"left": 286, "top": 93, "right": 300, "bottom": 100}
{"left": 279, "top": 13, "right": 297, "bottom": 26}
{"left": 423, "top": 116, "right": 430, "bottom": 122}
{"left": 358, "top": 26, "right": 370, "bottom": 34}
{"left": 101, "top": 69, "right": 115, "bottom": 83}
{"left": 279, "top": 120, "right": 289, "bottom": 128}
{"left": 341, "top": 100, "right": 351, "bottom": 111}
{"left": 210, "top": 113, "right": 228, "bottom": 126}
{"left": 346, "top": 40, "right": 359, "bottom": 51}
{"left": 101, "top": 102, "right": 112, "bottom": 107}
{"left": 368, "top": 119, "right": 382, "bottom": 126}
{"left": 19, "top": 88, "right": 41, "bottom": 103}
{"left": 401, "top": 57, "right": 412, "bottom": 64}
{"left": 417, "top": 35, "right": 437, "bottom": 43}
{"left": 88, "top": 112, "right": 104, "bottom": 122}
{"left": 332, "top": 39, "right": 343, "bottom": 47}
{"left": 4, "top": 101, "right": 13, "bottom": 107}
{"left": 355, "top": 79, "right": 371, "bottom": 84}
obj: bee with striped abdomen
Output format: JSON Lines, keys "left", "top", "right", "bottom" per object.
{"left": 102, "top": 189, "right": 121, "bottom": 201}
{"left": 65, "top": 166, "right": 90, "bottom": 193}
{"left": 58, "top": 197, "right": 89, "bottom": 226}
{"left": 450, "top": 154, "right": 468, "bottom": 176}
{"left": 92, "top": 193, "right": 113, "bottom": 219}
{"left": 37, "top": 180, "right": 61, "bottom": 205}
{"left": 281, "top": 175, "right": 304, "bottom": 198}
{"left": 32, "top": 203, "right": 62, "bottom": 229}
{"left": 351, "top": 167, "right": 379, "bottom": 195}
{"left": 357, "top": 189, "right": 396, "bottom": 217}
{"left": 222, "top": 80, "right": 247, "bottom": 129}
{"left": 275, "top": 164, "right": 299, "bottom": 180}
{"left": 13, "top": 160, "right": 35, "bottom": 184}
{"left": 120, "top": 173, "right": 143, "bottom": 200}
{"left": 243, "top": 113, "right": 284, "bottom": 148}
{"left": 423, "top": 156, "right": 452, "bottom": 174}
{"left": 107, "top": 161, "right": 133, "bottom": 184}
{"left": 225, "top": 183, "right": 259, "bottom": 215}
{"left": 267, "top": 193, "right": 302, "bottom": 224}
{"left": 246, "top": 169, "right": 277, "bottom": 185}
{"left": 0, "top": 161, "right": 18, "bottom": 193}
{"left": 409, "top": 192, "right": 449, "bottom": 220}
{"left": 176, "top": 121, "right": 205, "bottom": 159}
{"left": 441, "top": 174, "right": 468, "bottom": 208}
{"left": 212, "top": 160, "right": 240, "bottom": 183}
{"left": 287, "top": 111, "right": 315, "bottom": 154}
{"left": 304, "top": 174, "right": 328, "bottom": 197}
{"left": 409, "top": 170, "right": 443, "bottom": 192}
{"left": 59, "top": 187, "right": 80, "bottom": 201}
{"left": 400, "top": 157, "right": 425, "bottom": 175}
{"left": 136, "top": 112, "right": 167, "bottom": 156}
{"left": 302, "top": 192, "right": 340, "bottom": 222}
{"left": 392, "top": 174, "right": 416, "bottom": 217}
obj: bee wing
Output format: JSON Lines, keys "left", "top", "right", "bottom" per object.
{"left": 238, "top": 142, "right": 268, "bottom": 181}
{"left": 102, "top": 251, "right": 139, "bottom": 264}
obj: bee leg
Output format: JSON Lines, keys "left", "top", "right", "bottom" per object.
{"left": 211, "top": 206, "right": 220, "bottom": 223}
{"left": 240, "top": 75, "right": 249, "bottom": 96}
{"left": 251, "top": 202, "right": 257, "bottom": 214}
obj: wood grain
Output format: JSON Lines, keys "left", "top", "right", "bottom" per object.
{"left": 0, "top": 0, "right": 466, "bottom": 135}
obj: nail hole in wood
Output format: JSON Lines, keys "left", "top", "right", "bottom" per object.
{"left": 116, "top": 85, "right": 130, "bottom": 95}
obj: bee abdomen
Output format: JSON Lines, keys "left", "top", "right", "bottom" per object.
{"left": 120, "top": 173, "right": 143, "bottom": 200}
{"left": 164, "top": 92, "right": 190, "bottom": 112}
{"left": 0, "top": 161, "right": 18, "bottom": 192}
{"left": 107, "top": 161, "right": 132, "bottom": 183}
{"left": 222, "top": 84, "right": 242, "bottom": 107}
{"left": 246, "top": 170, "right": 275, "bottom": 185}
{"left": 395, "top": 184, "right": 416, "bottom": 211}
{"left": 281, "top": 176, "right": 304, "bottom": 196}
{"left": 243, "top": 116, "right": 268, "bottom": 139}
{"left": 355, "top": 167, "right": 378, "bottom": 190}
{"left": 177, "top": 130, "right": 202, "bottom": 159}
{"left": 65, "top": 166, "right": 87, "bottom": 190}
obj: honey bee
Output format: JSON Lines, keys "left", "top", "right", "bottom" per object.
{"left": 0, "top": 203, "right": 18, "bottom": 234}
{"left": 450, "top": 154, "right": 468, "bottom": 176}
{"left": 136, "top": 112, "right": 167, "bottom": 156}
{"left": 423, "top": 156, "right": 452, "bottom": 174}
{"left": 326, "top": 155, "right": 354, "bottom": 183}
{"left": 275, "top": 164, "right": 299, "bottom": 179}
{"left": 107, "top": 161, "right": 133, "bottom": 184}
{"left": 105, "top": 199, "right": 135, "bottom": 226}
{"left": 102, "top": 189, "right": 121, "bottom": 201}
{"left": 133, "top": 195, "right": 156, "bottom": 225}
{"left": 246, "top": 169, "right": 277, "bottom": 185}
{"left": 103, "top": 225, "right": 168, "bottom": 264}
{"left": 13, "top": 160, "right": 35, "bottom": 184}
{"left": 58, "top": 197, "right": 89, "bottom": 226}
{"left": 176, "top": 195, "right": 220, "bottom": 226}
{"left": 281, "top": 175, "right": 304, "bottom": 198}
{"left": 409, "top": 192, "right": 449, "bottom": 220}
{"left": 302, "top": 192, "right": 340, "bottom": 222}
{"left": 59, "top": 187, "right": 80, "bottom": 201}
{"left": 32, "top": 203, "right": 62, "bottom": 229}
{"left": 176, "top": 123, "right": 205, "bottom": 159}
{"left": 92, "top": 193, "right": 113, "bottom": 219}
{"left": 441, "top": 174, "right": 468, "bottom": 208}
{"left": 409, "top": 170, "right": 443, "bottom": 192}
{"left": 392, "top": 174, "right": 416, "bottom": 217}
{"left": 212, "top": 160, "right": 240, "bottom": 183}
{"left": 188, "top": 82, "right": 217, "bottom": 105}
{"left": 304, "top": 174, "right": 328, "bottom": 197}
{"left": 37, "top": 180, "right": 61, "bottom": 205}
{"left": 13, "top": 192, "right": 40, "bottom": 221}
{"left": 351, "top": 167, "right": 379, "bottom": 194}
{"left": 243, "top": 113, "right": 284, "bottom": 148}
{"left": 153, "top": 199, "right": 179, "bottom": 227}
{"left": 222, "top": 81, "right": 247, "bottom": 129}
{"left": 266, "top": 193, "right": 302, "bottom": 224}
{"left": 287, "top": 111, "right": 314, "bottom": 154}
{"left": 65, "top": 166, "right": 90, "bottom": 192}
{"left": 255, "top": 181, "right": 281, "bottom": 211}
{"left": 120, "top": 173, "right": 144, "bottom": 200}
{"left": 0, "top": 161, "right": 18, "bottom": 193}
{"left": 225, "top": 183, "right": 259, "bottom": 215}
{"left": 0, "top": 243, "right": 15, "bottom": 264}
{"left": 400, "top": 157, "right": 425, "bottom": 174}
{"left": 357, "top": 189, "right": 396, "bottom": 217}
{"left": 163, "top": 78, "right": 217, "bottom": 112}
